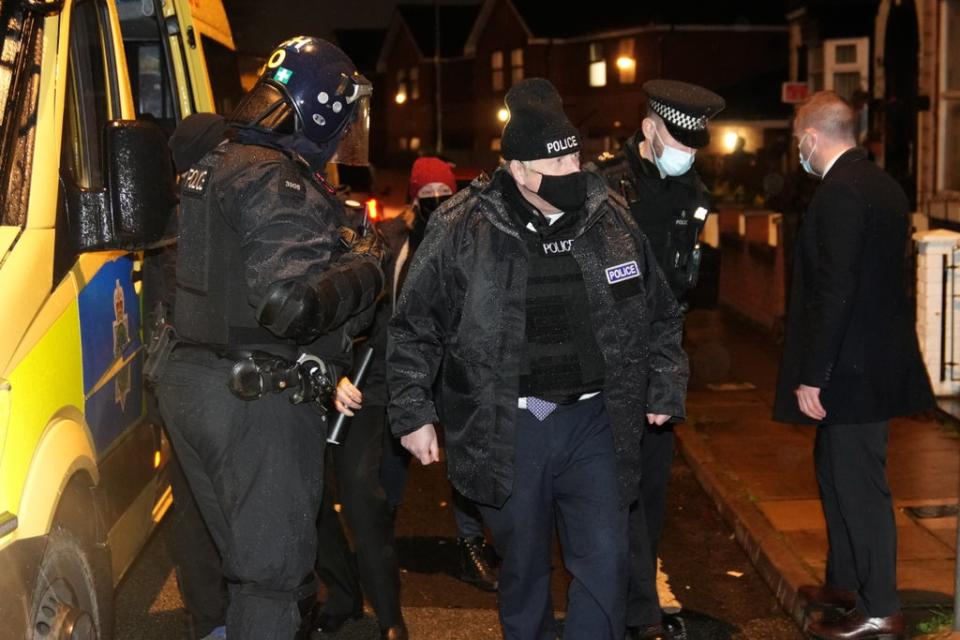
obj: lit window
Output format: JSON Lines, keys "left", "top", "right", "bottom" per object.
{"left": 589, "top": 42, "right": 606, "bottom": 87}
{"left": 398, "top": 137, "right": 408, "bottom": 151}
{"left": 616, "top": 38, "right": 636, "bottom": 84}
{"left": 822, "top": 37, "right": 867, "bottom": 101}
{"left": 491, "top": 51, "right": 504, "bottom": 91}
{"left": 395, "top": 68, "right": 408, "bottom": 105}
{"left": 410, "top": 137, "right": 421, "bottom": 151}
{"left": 939, "top": 0, "right": 960, "bottom": 190}
{"left": 510, "top": 48, "right": 524, "bottom": 85}
{"left": 490, "top": 137, "right": 502, "bottom": 151}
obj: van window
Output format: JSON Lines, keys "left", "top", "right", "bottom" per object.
{"left": 201, "top": 34, "right": 242, "bottom": 115}
{"left": 61, "top": 0, "right": 113, "bottom": 189}
{"left": 54, "top": 0, "right": 115, "bottom": 280}
{"left": 0, "top": 2, "right": 42, "bottom": 228}
{"left": 117, "top": 0, "right": 178, "bottom": 134}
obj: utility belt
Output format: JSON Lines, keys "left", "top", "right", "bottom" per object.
{"left": 144, "top": 307, "right": 336, "bottom": 413}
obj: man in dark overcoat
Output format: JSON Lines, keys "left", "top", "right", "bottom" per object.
{"left": 773, "top": 91, "right": 933, "bottom": 640}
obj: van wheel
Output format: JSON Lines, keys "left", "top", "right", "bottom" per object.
{"left": 29, "top": 527, "right": 109, "bottom": 640}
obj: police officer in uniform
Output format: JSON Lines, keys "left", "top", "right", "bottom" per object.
{"left": 154, "top": 37, "right": 383, "bottom": 640}
{"left": 388, "top": 78, "right": 688, "bottom": 640}
{"left": 592, "top": 79, "right": 724, "bottom": 640}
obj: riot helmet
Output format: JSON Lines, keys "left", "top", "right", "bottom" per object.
{"left": 229, "top": 36, "right": 372, "bottom": 165}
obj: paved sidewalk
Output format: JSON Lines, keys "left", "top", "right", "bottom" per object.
{"left": 679, "top": 309, "right": 959, "bottom": 636}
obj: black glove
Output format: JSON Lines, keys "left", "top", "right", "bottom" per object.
{"left": 339, "top": 225, "right": 388, "bottom": 263}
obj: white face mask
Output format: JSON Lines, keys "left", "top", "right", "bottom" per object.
{"left": 798, "top": 132, "right": 821, "bottom": 178}
{"left": 653, "top": 128, "right": 695, "bottom": 177}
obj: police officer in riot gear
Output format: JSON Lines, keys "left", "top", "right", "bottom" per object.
{"left": 154, "top": 37, "right": 383, "bottom": 640}
{"left": 592, "top": 79, "right": 724, "bottom": 640}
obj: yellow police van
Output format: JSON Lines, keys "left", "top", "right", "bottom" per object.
{"left": 0, "top": 0, "right": 238, "bottom": 637}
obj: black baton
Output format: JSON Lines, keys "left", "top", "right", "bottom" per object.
{"left": 327, "top": 345, "right": 375, "bottom": 445}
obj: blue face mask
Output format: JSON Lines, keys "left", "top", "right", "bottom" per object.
{"left": 798, "top": 132, "right": 821, "bottom": 178}
{"left": 653, "top": 128, "right": 695, "bottom": 177}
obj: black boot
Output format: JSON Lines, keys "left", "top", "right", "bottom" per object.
{"left": 662, "top": 612, "right": 686, "bottom": 640}
{"left": 307, "top": 600, "right": 363, "bottom": 638}
{"left": 457, "top": 536, "right": 498, "bottom": 592}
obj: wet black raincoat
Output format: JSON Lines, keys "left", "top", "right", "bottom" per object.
{"left": 386, "top": 168, "right": 688, "bottom": 508}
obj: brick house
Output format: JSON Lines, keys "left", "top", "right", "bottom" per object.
{"left": 375, "top": 4, "right": 482, "bottom": 166}
{"left": 786, "top": 0, "right": 960, "bottom": 223}
{"left": 376, "top": 0, "right": 791, "bottom": 171}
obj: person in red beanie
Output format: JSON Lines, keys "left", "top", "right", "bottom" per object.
{"left": 380, "top": 157, "right": 501, "bottom": 592}
{"left": 311, "top": 157, "right": 492, "bottom": 640}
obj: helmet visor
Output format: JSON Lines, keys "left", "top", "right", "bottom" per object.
{"left": 333, "top": 94, "right": 370, "bottom": 166}
{"left": 331, "top": 73, "right": 372, "bottom": 166}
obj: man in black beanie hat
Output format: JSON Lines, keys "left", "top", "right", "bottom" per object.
{"left": 386, "top": 77, "right": 688, "bottom": 640}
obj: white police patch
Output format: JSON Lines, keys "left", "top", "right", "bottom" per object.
{"left": 182, "top": 167, "right": 210, "bottom": 196}
{"left": 545, "top": 135, "right": 579, "bottom": 155}
{"left": 605, "top": 260, "right": 640, "bottom": 285}
{"left": 541, "top": 238, "right": 574, "bottom": 255}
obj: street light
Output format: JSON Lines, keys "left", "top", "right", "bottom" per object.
{"left": 498, "top": 108, "right": 509, "bottom": 123}
{"left": 723, "top": 130, "right": 740, "bottom": 153}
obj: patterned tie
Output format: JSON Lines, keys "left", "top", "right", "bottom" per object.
{"left": 527, "top": 396, "right": 558, "bottom": 421}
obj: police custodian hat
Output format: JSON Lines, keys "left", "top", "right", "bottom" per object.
{"left": 644, "top": 79, "right": 725, "bottom": 149}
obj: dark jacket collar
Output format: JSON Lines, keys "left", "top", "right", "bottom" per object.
{"left": 824, "top": 147, "right": 868, "bottom": 179}
{"left": 623, "top": 130, "right": 659, "bottom": 181}
{"left": 476, "top": 167, "right": 610, "bottom": 240}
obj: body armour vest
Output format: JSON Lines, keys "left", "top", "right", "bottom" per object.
{"left": 519, "top": 226, "right": 605, "bottom": 402}
{"left": 174, "top": 142, "right": 350, "bottom": 358}
{"left": 593, "top": 141, "right": 710, "bottom": 300}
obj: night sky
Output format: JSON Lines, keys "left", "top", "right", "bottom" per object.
{"left": 223, "top": 0, "right": 480, "bottom": 55}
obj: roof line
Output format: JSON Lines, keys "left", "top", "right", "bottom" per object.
{"left": 465, "top": 0, "right": 533, "bottom": 56}
{"left": 535, "top": 23, "right": 788, "bottom": 45}
{"left": 377, "top": 11, "right": 425, "bottom": 73}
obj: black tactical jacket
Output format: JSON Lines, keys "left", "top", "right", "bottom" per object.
{"left": 174, "top": 138, "right": 363, "bottom": 367}
{"left": 591, "top": 131, "right": 711, "bottom": 300}
{"left": 386, "top": 168, "right": 688, "bottom": 508}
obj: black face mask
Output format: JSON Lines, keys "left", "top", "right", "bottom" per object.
{"left": 417, "top": 195, "right": 451, "bottom": 220}
{"left": 535, "top": 171, "right": 588, "bottom": 212}
{"left": 410, "top": 195, "right": 452, "bottom": 248}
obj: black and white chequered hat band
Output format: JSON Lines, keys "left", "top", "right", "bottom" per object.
{"left": 650, "top": 98, "right": 708, "bottom": 131}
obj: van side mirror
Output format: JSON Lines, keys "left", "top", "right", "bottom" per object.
{"left": 68, "top": 119, "right": 176, "bottom": 253}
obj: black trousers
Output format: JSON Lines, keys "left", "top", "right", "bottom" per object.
{"left": 477, "top": 395, "right": 628, "bottom": 640}
{"left": 315, "top": 405, "right": 403, "bottom": 628}
{"left": 158, "top": 350, "right": 325, "bottom": 640}
{"left": 166, "top": 450, "right": 227, "bottom": 639}
{"left": 626, "top": 425, "right": 675, "bottom": 628}
{"left": 815, "top": 421, "right": 899, "bottom": 617}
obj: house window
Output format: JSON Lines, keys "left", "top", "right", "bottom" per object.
{"left": 490, "top": 137, "right": 502, "bottom": 151}
{"left": 395, "top": 68, "right": 408, "bottom": 104}
{"left": 409, "top": 137, "right": 421, "bottom": 151}
{"left": 410, "top": 66, "right": 419, "bottom": 100}
{"left": 510, "top": 48, "right": 524, "bottom": 85}
{"left": 822, "top": 37, "right": 868, "bottom": 101}
{"left": 589, "top": 42, "right": 606, "bottom": 87}
{"left": 616, "top": 38, "right": 636, "bottom": 84}
{"left": 398, "top": 137, "right": 408, "bottom": 151}
{"left": 807, "top": 46, "right": 824, "bottom": 92}
{"left": 491, "top": 51, "right": 504, "bottom": 91}
{"left": 939, "top": 0, "right": 960, "bottom": 190}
